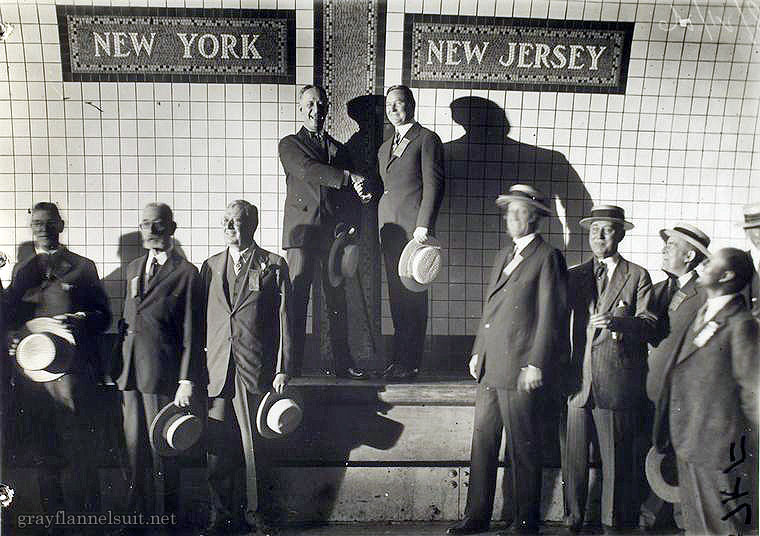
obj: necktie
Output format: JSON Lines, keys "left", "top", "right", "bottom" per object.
{"left": 667, "top": 276, "right": 680, "bottom": 304}
{"left": 148, "top": 257, "right": 159, "bottom": 282}
{"left": 234, "top": 253, "right": 246, "bottom": 276}
{"left": 595, "top": 261, "right": 608, "bottom": 297}
{"left": 692, "top": 303, "right": 708, "bottom": 332}
{"left": 392, "top": 132, "right": 401, "bottom": 153}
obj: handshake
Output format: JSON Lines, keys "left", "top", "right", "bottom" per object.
{"left": 348, "top": 172, "right": 373, "bottom": 204}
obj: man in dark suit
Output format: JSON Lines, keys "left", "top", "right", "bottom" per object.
{"left": 656, "top": 248, "right": 758, "bottom": 535}
{"left": 5, "top": 202, "right": 111, "bottom": 515}
{"left": 639, "top": 224, "right": 710, "bottom": 529}
{"left": 562, "top": 205, "right": 657, "bottom": 535}
{"left": 377, "top": 85, "right": 445, "bottom": 380}
{"left": 278, "top": 85, "right": 369, "bottom": 379}
{"left": 447, "top": 185, "right": 568, "bottom": 535}
{"left": 116, "top": 202, "right": 203, "bottom": 520}
{"left": 742, "top": 202, "right": 760, "bottom": 314}
{"left": 201, "top": 200, "right": 294, "bottom": 534}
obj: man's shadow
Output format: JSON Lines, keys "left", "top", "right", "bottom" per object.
{"left": 444, "top": 96, "right": 591, "bottom": 267}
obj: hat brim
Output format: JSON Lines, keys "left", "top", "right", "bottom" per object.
{"left": 742, "top": 221, "right": 760, "bottom": 230}
{"left": 495, "top": 195, "right": 553, "bottom": 216}
{"left": 327, "top": 229, "right": 358, "bottom": 288}
{"left": 256, "top": 390, "right": 302, "bottom": 440}
{"left": 19, "top": 318, "right": 77, "bottom": 383}
{"left": 398, "top": 236, "right": 442, "bottom": 292}
{"left": 579, "top": 216, "right": 635, "bottom": 230}
{"left": 659, "top": 229, "right": 711, "bottom": 258}
{"left": 150, "top": 402, "right": 202, "bottom": 457}
{"left": 645, "top": 447, "right": 680, "bottom": 503}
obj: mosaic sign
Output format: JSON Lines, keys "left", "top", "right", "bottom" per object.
{"left": 403, "top": 15, "right": 634, "bottom": 93}
{"left": 57, "top": 6, "right": 295, "bottom": 83}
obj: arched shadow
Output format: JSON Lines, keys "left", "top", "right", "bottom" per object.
{"left": 259, "top": 384, "right": 404, "bottom": 524}
{"left": 444, "top": 96, "right": 591, "bottom": 267}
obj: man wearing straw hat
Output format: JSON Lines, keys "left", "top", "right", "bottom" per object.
{"left": 5, "top": 201, "right": 111, "bottom": 516}
{"left": 742, "top": 202, "right": 760, "bottom": 314}
{"left": 448, "top": 185, "right": 568, "bottom": 535}
{"left": 562, "top": 205, "right": 658, "bottom": 535}
{"left": 640, "top": 223, "right": 710, "bottom": 530}
{"left": 200, "top": 200, "right": 295, "bottom": 534}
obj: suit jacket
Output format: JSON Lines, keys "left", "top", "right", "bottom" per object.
{"left": 117, "top": 251, "right": 203, "bottom": 394}
{"left": 377, "top": 122, "right": 444, "bottom": 237}
{"left": 664, "top": 295, "right": 758, "bottom": 469}
{"left": 7, "top": 249, "right": 111, "bottom": 376}
{"left": 471, "top": 235, "right": 568, "bottom": 389}
{"left": 566, "top": 257, "right": 657, "bottom": 410}
{"left": 201, "top": 246, "right": 295, "bottom": 398}
{"left": 279, "top": 127, "right": 361, "bottom": 250}
{"left": 646, "top": 272, "right": 705, "bottom": 403}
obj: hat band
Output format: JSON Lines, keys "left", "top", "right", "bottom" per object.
{"left": 745, "top": 213, "right": 760, "bottom": 225}
{"left": 671, "top": 226, "right": 709, "bottom": 248}
{"left": 589, "top": 208, "right": 625, "bottom": 220}
{"left": 507, "top": 189, "right": 544, "bottom": 203}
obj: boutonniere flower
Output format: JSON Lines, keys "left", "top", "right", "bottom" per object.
{"left": 60, "top": 282, "right": 72, "bottom": 291}
{"left": 694, "top": 320, "right": 722, "bottom": 348}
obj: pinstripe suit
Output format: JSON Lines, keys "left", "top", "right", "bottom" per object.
{"left": 563, "top": 256, "right": 657, "bottom": 529}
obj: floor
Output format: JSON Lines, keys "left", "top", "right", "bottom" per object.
{"left": 274, "top": 523, "right": 683, "bottom": 535}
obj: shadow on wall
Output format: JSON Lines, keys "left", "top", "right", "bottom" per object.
{"left": 443, "top": 96, "right": 592, "bottom": 267}
{"left": 261, "top": 385, "right": 404, "bottom": 523}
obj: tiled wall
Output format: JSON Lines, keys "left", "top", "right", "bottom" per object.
{"left": 1, "top": 0, "right": 758, "bottom": 340}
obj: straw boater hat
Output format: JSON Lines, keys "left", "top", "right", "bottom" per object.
{"left": 16, "top": 317, "right": 78, "bottom": 382}
{"left": 495, "top": 184, "right": 553, "bottom": 215}
{"left": 645, "top": 447, "right": 680, "bottom": 503}
{"left": 659, "top": 223, "right": 711, "bottom": 257}
{"left": 256, "top": 390, "right": 303, "bottom": 440}
{"left": 579, "top": 204, "right": 634, "bottom": 230}
{"left": 398, "top": 236, "right": 443, "bottom": 292}
{"left": 327, "top": 223, "right": 360, "bottom": 288}
{"left": 150, "top": 402, "right": 204, "bottom": 457}
{"left": 742, "top": 202, "right": 760, "bottom": 229}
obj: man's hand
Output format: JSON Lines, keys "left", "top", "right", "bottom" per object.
{"left": 350, "top": 173, "right": 372, "bottom": 203}
{"left": 7, "top": 337, "right": 19, "bottom": 357}
{"left": 468, "top": 354, "right": 480, "bottom": 380}
{"left": 413, "top": 227, "right": 430, "bottom": 243}
{"left": 53, "top": 312, "right": 86, "bottom": 331}
{"left": 589, "top": 312, "right": 614, "bottom": 329}
{"left": 273, "top": 373, "right": 289, "bottom": 393}
{"left": 174, "top": 382, "right": 193, "bottom": 407}
{"left": 517, "top": 366, "right": 543, "bottom": 392}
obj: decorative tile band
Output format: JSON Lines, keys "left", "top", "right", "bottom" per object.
{"left": 57, "top": 6, "right": 295, "bottom": 84}
{"left": 403, "top": 14, "right": 634, "bottom": 94}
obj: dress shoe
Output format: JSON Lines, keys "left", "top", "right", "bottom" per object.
{"left": 602, "top": 525, "right": 627, "bottom": 535}
{"left": 337, "top": 367, "right": 368, "bottom": 380}
{"left": 499, "top": 521, "right": 541, "bottom": 535}
{"left": 556, "top": 525, "right": 582, "bottom": 536}
{"left": 382, "top": 363, "right": 419, "bottom": 380}
{"left": 446, "top": 518, "right": 489, "bottom": 534}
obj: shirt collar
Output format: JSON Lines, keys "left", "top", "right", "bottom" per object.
{"left": 35, "top": 245, "right": 62, "bottom": 256}
{"left": 594, "top": 253, "right": 620, "bottom": 280}
{"left": 395, "top": 121, "right": 416, "bottom": 139}
{"left": 229, "top": 245, "right": 252, "bottom": 265}
{"left": 147, "top": 242, "right": 173, "bottom": 269}
{"left": 678, "top": 271, "right": 696, "bottom": 289}
{"left": 751, "top": 244, "right": 760, "bottom": 271}
{"left": 512, "top": 233, "right": 537, "bottom": 254}
{"left": 703, "top": 293, "right": 738, "bottom": 323}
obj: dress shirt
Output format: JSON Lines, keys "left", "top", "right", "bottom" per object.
{"left": 394, "top": 121, "right": 416, "bottom": 141}
{"left": 145, "top": 245, "right": 172, "bottom": 278}
{"left": 229, "top": 246, "right": 251, "bottom": 276}
{"left": 751, "top": 244, "right": 759, "bottom": 273}
{"left": 510, "top": 232, "right": 540, "bottom": 373}
{"left": 35, "top": 246, "right": 60, "bottom": 256}
{"left": 678, "top": 271, "right": 696, "bottom": 289}
{"left": 595, "top": 252, "right": 620, "bottom": 282}
{"left": 702, "top": 293, "right": 738, "bottom": 324}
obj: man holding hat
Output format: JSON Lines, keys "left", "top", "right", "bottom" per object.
{"left": 448, "top": 185, "right": 568, "bottom": 535}
{"left": 742, "top": 202, "right": 760, "bottom": 314}
{"left": 278, "top": 85, "right": 369, "bottom": 380}
{"left": 377, "top": 84, "right": 445, "bottom": 380}
{"left": 656, "top": 247, "right": 758, "bottom": 535}
{"left": 200, "top": 200, "right": 295, "bottom": 534}
{"left": 639, "top": 223, "right": 710, "bottom": 529}
{"left": 5, "top": 201, "right": 111, "bottom": 515}
{"left": 116, "top": 202, "right": 204, "bottom": 520}
{"left": 562, "top": 205, "right": 658, "bottom": 534}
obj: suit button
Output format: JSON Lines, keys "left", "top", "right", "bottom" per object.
{"left": 384, "top": 190, "right": 389, "bottom": 194}
{"left": 484, "top": 323, "right": 490, "bottom": 328}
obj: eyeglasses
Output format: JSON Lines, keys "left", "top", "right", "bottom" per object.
{"left": 139, "top": 221, "right": 169, "bottom": 233}
{"left": 30, "top": 220, "right": 59, "bottom": 230}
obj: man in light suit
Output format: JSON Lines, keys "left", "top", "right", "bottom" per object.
{"left": 377, "top": 85, "right": 445, "bottom": 380}
{"left": 116, "top": 202, "right": 204, "bottom": 520}
{"left": 639, "top": 224, "right": 710, "bottom": 529}
{"left": 656, "top": 248, "right": 758, "bottom": 535}
{"left": 278, "top": 85, "right": 369, "bottom": 379}
{"left": 6, "top": 202, "right": 111, "bottom": 516}
{"left": 742, "top": 202, "right": 760, "bottom": 314}
{"left": 562, "top": 205, "right": 657, "bottom": 535}
{"left": 447, "top": 185, "right": 568, "bottom": 535}
{"left": 201, "top": 200, "right": 294, "bottom": 535}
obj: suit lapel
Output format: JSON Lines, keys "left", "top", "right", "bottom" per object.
{"left": 676, "top": 295, "right": 743, "bottom": 365}
{"left": 387, "top": 123, "right": 420, "bottom": 170}
{"left": 298, "top": 127, "right": 327, "bottom": 162}
{"left": 219, "top": 251, "right": 233, "bottom": 312}
{"left": 486, "top": 248, "right": 510, "bottom": 300}
{"left": 598, "top": 258, "right": 631, "bottom": 314}
{"left": 144, "top": 252, "right": 178, "bottom": 297}
{"left": 489, "top": 236, "right": 541, "bottom": 299}
{"left": 231, "top": 248, "right": 262, "bottom": 313}
{"left": 49, "top": 250, "right": 74, "bottom": 280}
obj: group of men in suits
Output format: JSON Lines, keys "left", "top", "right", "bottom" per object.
{"left": 278, "top": 84, "right": 444, "bottom": 381}
{"left": 448, "top": 192, "right": 759, "bottom": 536}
